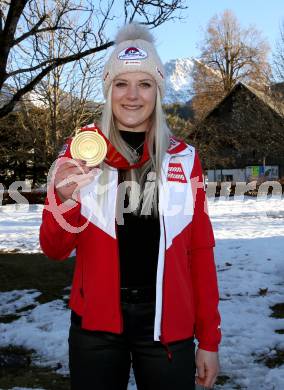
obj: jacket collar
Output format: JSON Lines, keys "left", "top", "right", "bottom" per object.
{"left": 166, "top": 136, "right": 191, "bottom": 157}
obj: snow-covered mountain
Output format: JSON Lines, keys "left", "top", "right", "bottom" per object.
{"left": 164, "top": 58, "right": 194, "bottom": 104}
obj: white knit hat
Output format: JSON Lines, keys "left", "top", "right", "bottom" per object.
{"left": 103, "top": 23, "right": 165, "bottom": 99}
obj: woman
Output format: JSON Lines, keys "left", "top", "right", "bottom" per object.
{"left": 40, "top": 23, "right": 221, "bottom": 390}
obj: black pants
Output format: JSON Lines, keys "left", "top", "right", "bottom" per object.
{"left": 68, "top": 301, "right": 196, "bottom": 390}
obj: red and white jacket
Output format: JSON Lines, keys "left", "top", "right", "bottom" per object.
{"left": 40, "top": 127, "right": 221, "bottom": 352}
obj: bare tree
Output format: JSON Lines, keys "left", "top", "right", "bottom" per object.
{"left": 273, "top": 21, "right": 284, "bottom": 82}
{"left": 0, "top": 0, "right": 187, "bottom": 118}
{"left": 26, "top": 19, "right": 103, "bottom": 160}
{"left": 192, "top": 9, "right": 270, "bottom": 119}
{"left": 191, "top": 59, "right": 225, "bottom": 119}
{"left": 271, "top": 20, "right": 284, "bottom": 117}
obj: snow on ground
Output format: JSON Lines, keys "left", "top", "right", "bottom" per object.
{"left": 209, "top": 197, "right": 284, "bottom": 389}
{"left": 0, "top": 290, "right": 41, "bottom": 317}
{"left": 0, "top": 296, "right": 70, "bottom": 373}
{"left": 0, "top": 204, "right": 43, "bottom": 253}
{"left": 1, "top": 388, "right": 44, "bottom": 390}
{"left": 0, "top": 196, "right": 284, "bottom": 389}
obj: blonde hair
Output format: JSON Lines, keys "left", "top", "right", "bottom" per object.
{"left": 99, "top": 83, "right": 172, "bottom": 218}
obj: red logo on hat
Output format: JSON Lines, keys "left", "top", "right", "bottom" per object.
{"left": 118, "top": 47, "right": 148, "bottom": 60}
{"left": 167, "top": 162, "right": 187, "bottom": 183}
{"left": 125, "top": 47, "right": 140, "bottom": 55}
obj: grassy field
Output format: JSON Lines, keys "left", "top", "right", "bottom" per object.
{"left": 0, "top": 253, "right": 74, "bottom": 390}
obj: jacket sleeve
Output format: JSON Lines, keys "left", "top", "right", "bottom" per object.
{"left": 39, "top": 189, "right": 81, "bottom": 260}
{"left": 189, "top": 150, "right": 221, "bottom": 352}
{"left": 39, "top": 138, "right": 81, "bottom": 260}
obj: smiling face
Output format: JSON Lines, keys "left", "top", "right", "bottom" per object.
{"left": 111, "top": 72, "right": 157, "bottom": 132}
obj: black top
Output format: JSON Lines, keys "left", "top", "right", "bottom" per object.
{"left": 117, "top": 130, "right": 160, "bottom": 288}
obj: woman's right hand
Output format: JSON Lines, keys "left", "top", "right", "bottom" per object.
{"left": 53, "top": 159, "right": 97, "bottom": 203}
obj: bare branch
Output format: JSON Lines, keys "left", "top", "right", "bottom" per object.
{"left": 125, "top": 0, "right": 187, "bottom": 28}
{"left": 0, "top": 0, "right": 29, "bottom": 88}
{"left": 12, "top": 14, "right": 47, "bottom": 46}
{"left": 0, "top": 40, "right": 112, "bottom": 118}
{"left": 0, "top": 0, "right": 186, "bottom": 118}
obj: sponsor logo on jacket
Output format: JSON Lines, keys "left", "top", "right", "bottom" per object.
{"left": 167, "top": 162, "right": 187, "bottom": 183}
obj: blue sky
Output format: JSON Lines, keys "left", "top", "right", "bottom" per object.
{"left": 116, "top": 0, "right": 284, "bottom": 64}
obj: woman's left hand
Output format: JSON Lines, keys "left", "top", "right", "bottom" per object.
{"left": 195, "top": 348, "right": 220, "bottom": 388}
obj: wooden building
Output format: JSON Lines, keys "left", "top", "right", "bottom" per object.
{"left": 193, "top": 82, "right": 284, "bottom": 181}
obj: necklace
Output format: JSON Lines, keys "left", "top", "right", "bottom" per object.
{"left": 118, "top": 129, "right": 146, "bottom": 162}
{"left": 129, "top": 141, "right": 144, "bottom": 161}
{"left": 127, "top": 140, "right": 145, "bottom": 162}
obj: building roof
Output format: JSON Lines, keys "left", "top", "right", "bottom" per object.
{"left": 245, "top": 83, "right": 284, "bottom": 119}
{"left": 203, "top": 82, "right": 284, "bottom": 121}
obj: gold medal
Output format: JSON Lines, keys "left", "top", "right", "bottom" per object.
{"left": 70, "top": 130, "right": 107, "bottom": 166}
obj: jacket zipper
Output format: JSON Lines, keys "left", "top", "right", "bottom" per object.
{"left": 116, "top": 171, "right": 123, "bottom": 332}
{"left": 159, "top": 214, "right": 173, "bottom": 361}
{"left": 80, "top": 250, "right": 84, "bottom": 298}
